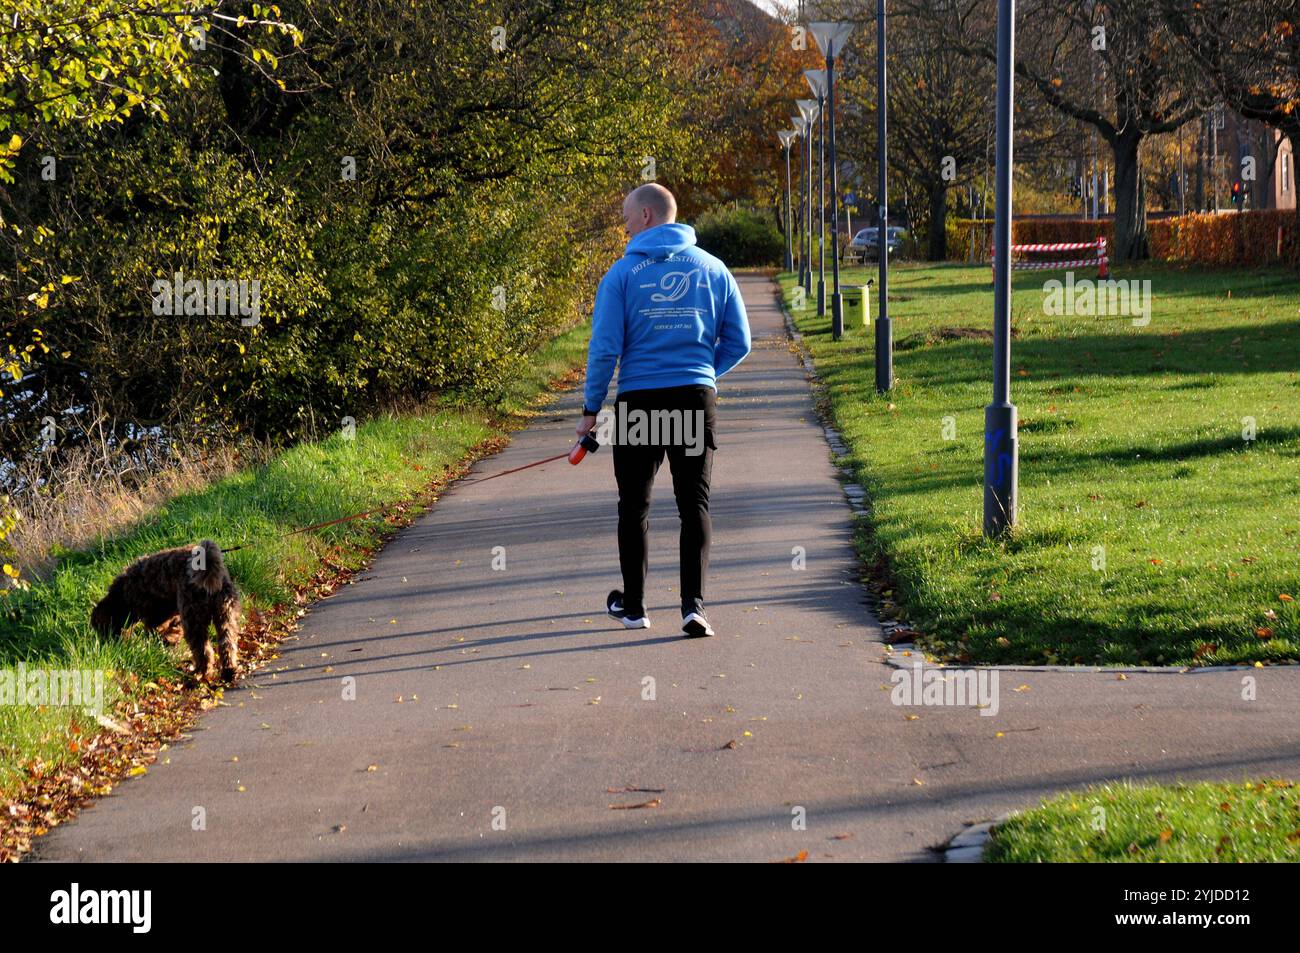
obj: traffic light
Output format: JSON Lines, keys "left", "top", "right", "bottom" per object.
{"left": 1231, "top": 181, "right": 1243, "bottom": 207}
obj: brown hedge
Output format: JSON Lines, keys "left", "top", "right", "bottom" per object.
{"left": 950, "top": 211, "right": 1297, "bottom": 267}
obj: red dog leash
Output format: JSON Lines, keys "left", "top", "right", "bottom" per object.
{"left": 221, "top": 432, "right": 599, "bottom": 553}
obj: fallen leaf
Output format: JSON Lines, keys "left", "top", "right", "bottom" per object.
{"left": 609, "top": 798, "right": 660, "bottom": 810}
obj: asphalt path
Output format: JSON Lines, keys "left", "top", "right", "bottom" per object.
{"left": 36, "top": 275, "right": 1300, "bottom": 862}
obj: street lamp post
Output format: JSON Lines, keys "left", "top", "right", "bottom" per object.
{"left": 796, "top": 98, "right": 819, "bottom": 297}
{"left": 809, "top": 23, "right": 854, "bottom": 341}
{"left": 792, "top": 114, "right": 811, "bottom": 291}
{"left": 870, "top": 4, "right": 892, "bottom": 388}
{"left": 804, "top": 70, "right": 828, "bottom": 318}
{"left": 778, "top": 130, "right": 798, "bottom": 272}
{"left": 984, "top": 0, "right": 1018, "bottom": 537}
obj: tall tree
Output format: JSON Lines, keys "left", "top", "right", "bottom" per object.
{"left": 1161, "top": 0, "right": 1300, "bottom": 233}
{"left": 928, "top": 0, "right": 1208, "bottom": 260}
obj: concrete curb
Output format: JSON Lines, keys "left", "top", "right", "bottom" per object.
{"left": 938, "top": 812, "right": 1017, "bottom": 863}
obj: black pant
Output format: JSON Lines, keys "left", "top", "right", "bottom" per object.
{"left": 612, "top": 385, "right": 717, "bottom": 617}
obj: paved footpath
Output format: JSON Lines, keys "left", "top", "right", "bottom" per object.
{"left": 37, "top": 276, "right": 1300, "bottom": 862}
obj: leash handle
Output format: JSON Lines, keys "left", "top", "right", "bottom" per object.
{"left": 568, "top": 430, "right": 600, "bottom": 465}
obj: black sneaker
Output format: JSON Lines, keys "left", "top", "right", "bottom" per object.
{"left": 607, "top": 589, "right": 650, "bottom": 629}
{"left": 682, "top": 610, "right": 715, "bottom": 638}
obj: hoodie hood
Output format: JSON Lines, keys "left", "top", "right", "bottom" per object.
{"left": 625, "top": 222, "right": 697, "bottom": 259}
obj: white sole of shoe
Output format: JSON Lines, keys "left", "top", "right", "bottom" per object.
{"left": 682, "top": 613, "right": 714, "bottom": 638}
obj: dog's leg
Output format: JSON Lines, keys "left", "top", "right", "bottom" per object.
{"left": 181, "top": 607, "right": 216, "bottom": 681}
{"left": 216, "top": 590, "right": 242, "bottom": 682}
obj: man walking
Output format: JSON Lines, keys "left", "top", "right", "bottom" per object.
{"left": 578, "top": 184, "right": 751, "bottom": 638}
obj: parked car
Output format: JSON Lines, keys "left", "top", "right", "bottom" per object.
{"left": 848, "top": 225, "right": 907, "bottom": 260}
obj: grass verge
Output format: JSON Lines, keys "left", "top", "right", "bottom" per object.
{"left": 985, "top": 779, "right": 1300, "bottom": 862}
{"left": 780, "top": 261, "right": 1300, "bottom": 666}
{"left": 0, "top": 320, "right": 589, "bottom": 853}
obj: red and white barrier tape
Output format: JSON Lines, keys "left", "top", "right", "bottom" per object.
{"left": 1009, "top": 240, "right": 1104, "bottom": 253}
{"left": 991, "top": 237, "right": 1109, "bottom": 276}
{"left": 997, "top": 256, "right": 1108, "bottom": 270}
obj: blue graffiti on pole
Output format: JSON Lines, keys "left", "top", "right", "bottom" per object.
{"left": 985, "top": 427, "right": 1013, "bottom": 484}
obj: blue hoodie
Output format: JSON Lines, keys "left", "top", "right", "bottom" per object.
{"left": 583, "top": 222, "right": 751, "bottom": 412}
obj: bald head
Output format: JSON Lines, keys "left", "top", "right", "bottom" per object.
{"left": 622, "top": 183, "right": 677, "bottom": 237}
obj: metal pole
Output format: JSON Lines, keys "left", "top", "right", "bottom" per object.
{"left": 983, "top": 0, "right": 1018, "bottom": 538}
{"left": 1211, "top": 109, "right": 1219, "bottom": 210}
{"left": 817, "top": 92, "right": 827, "bottom": 316}
{"left": 829, "top": 46, "right": 844, "bottom": 338}
{"left": 1090, "top": 132, "right": 1099, "bottom": 219}
{"left": 797, "top": 125, "right": 808, "bottom": 288}
{"left": 804, "top": 115, "right": 814, "bottom": 294}
{"left": 1178, "top": 125, "right": 1185, "bottom": 216}
{"left": 874, "top": 0, "right": 892, "bottom": 392}
{"left": 783, "top": 141, "right": 794, "bottom": 272}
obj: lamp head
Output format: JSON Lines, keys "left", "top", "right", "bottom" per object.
{"left": 809, "top": 21, "right": 854, "bottom": 61}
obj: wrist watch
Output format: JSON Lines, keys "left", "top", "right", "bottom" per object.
{"left": 581, "top": 406, "right": 601, "bottom": 417}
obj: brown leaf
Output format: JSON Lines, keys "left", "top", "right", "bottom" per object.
{"left": 609, "top": 798, "right": 661, "bottom": 810}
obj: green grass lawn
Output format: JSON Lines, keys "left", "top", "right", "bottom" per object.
{"left": 780, "top": 261, "right": 1300, "bottom": 666}
{"left": 0, "top": 323, "right": 589, "bottom": 798}
{"left": 985, "top": 779, "right": 1300, "bottom": 862}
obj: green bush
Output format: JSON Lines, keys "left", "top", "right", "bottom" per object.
{"left": 693, "top": 204, "right": 785, "bottom": 267}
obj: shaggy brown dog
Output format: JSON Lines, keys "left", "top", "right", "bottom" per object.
{"left": 91, "top": 540, "right": 242, "bottom": 681}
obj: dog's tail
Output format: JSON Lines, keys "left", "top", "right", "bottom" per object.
{"left": 190, "top": 540, "right": 228, "bottom": 594}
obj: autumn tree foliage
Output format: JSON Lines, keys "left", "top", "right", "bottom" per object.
{"left": 1161, "top": 0, "right": 1300, "bottom": 235}
{"left": 0, "top": 0, "right": 753, "bottom": 470}
{"left": 657, "top": 0, "right": 817, "bottom": 223}
{"left": 927, "top": 0, "right": 1209, "bottom": 261}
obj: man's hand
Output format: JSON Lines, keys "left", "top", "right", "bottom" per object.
{"left": 576, "top": 414, "right": 597, "bottom": 438}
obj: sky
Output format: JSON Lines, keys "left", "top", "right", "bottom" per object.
{"left": 750, "top": 0, "right": 797, "bottom": 17}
